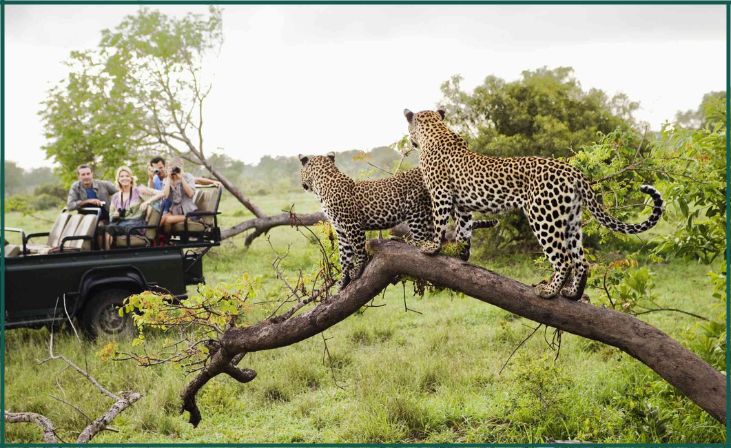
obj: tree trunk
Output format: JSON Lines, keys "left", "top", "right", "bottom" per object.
{"left": 182, "top": 240, "right": 726, "bottom": 427}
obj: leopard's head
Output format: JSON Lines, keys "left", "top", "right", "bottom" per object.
{"left": 403, "top": 108, "right": 446, "bottom": 151}
{"left": 299, "top": 152, "right": 337, "bottom": 195}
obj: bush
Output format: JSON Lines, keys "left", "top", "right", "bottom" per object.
{"left": 33, "top": 184, "right": 67, "bottom": 201}
{"left": 32, "top": 193, "right": 64, "bottom": 210}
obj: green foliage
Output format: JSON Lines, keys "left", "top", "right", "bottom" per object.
{"left": 40, "top": 7, "right": 223, "bottom": 184}
{"left": 440, "top": 66, "right": 637, "bottom": 158}
{"left": 3, "top": 192, "right": 725, "bottom": 443}
{"left": 4, "top": 161, "right": 60, "bottom": 196}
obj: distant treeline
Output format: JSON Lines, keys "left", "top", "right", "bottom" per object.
{"left": 5, "top": 145, "right": 418, "bottom": 201}
{"left": 188, "top": 146, "right": 420, "bottom": 195}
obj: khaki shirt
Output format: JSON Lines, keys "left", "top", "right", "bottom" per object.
{"left": 66, "top": 179, "right": 118, "bottom": 211}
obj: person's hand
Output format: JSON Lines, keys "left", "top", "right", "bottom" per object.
{"left": 147, "top": 165, "right": 155, "bottom": 178}
{"left": 139, "top": 200, "right": 150, "bottom": 212}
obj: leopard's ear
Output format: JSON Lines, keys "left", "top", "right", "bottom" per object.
{"left": 298, "top": 154, "right": 309, "bottom": 166}
{"left": 404, "top": 109, "right": 414, "bottom": 124}
{"left": 326, "top": 152, "right": 336, "bottom": 163}
{"left": 437, "top": 109, "right": 446, "bottom": 120}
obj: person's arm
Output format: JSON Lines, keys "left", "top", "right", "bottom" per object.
{"left": 180, "top": 171, "right": 195, "bottom": 198}
{"left": 147, "top": 165, "right": 155, "bottom": 188}
{"left": 138, "top": 186, "right": 165, "bottom": 210}
{"left": 194, "top": 177, "right": 222, "bottom": 187}
{"left": 67, "top": 184, "right": 82, "bottom": 210}
{"left": 109, "top": 194, "right": 120, "bottom": 220}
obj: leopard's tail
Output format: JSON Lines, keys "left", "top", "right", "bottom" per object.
{"left": 578, "top": 179, "right": 664, "bottom": 234}
{"left": 472, "top": 219, "right": 499, "bottom": 229}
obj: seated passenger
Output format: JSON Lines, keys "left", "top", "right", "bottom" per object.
{"left": 159, "top": 159, "right": 200, "bottom": 235}
{"left": 104, "top": 166, "right": 163, "bottom": 250}
{"left": 66, "top": 164, "right": 117, "bottom": 222}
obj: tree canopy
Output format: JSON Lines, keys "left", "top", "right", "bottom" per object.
{"left": 40, "top": 7, "right": 223, "bottom": 185}
{"left": 439, "top": 66, "right": 639, "bottom": 158}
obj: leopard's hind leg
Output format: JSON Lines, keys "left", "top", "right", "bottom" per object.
{"left": 526, "top": 192, "right": 572, "bottom": 299}
{"left": 334, "top": 224, "right": 366, "bottom": 290}
{"left": 454, "top": 208, "right": 474, "bottom": 261}
{"left": 561, "top": 196, "right": 589, "bottom": 300}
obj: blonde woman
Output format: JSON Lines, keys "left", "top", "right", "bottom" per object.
{"left": 104, "top": 166, "right": 163, "bottom": 249}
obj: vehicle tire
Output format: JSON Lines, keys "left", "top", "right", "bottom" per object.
{"left": 81, "top": 288, "right": 136, "bottom": 339}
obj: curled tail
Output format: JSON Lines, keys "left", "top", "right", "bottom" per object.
{"left": 579, "top": 180, "right": 664, "bottom": 234}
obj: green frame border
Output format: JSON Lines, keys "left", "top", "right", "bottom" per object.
{"left": 1, "top": 1, "right": 728, "bottom": 446}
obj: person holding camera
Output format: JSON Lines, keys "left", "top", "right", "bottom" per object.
{"left": 159, "top": 159, "right": 199, "bottom": 235}
{"left": 104, "top": 166, "right": 163, "bottom": 249}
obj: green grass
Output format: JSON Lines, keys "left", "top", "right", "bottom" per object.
{"left": 3, "top": 191, "right": 725, "bottom": 443}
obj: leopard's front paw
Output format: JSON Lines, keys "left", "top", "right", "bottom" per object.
{"left": 416, "top": 240, "right": 441, "bottom": 255}
{"left": 532, "top": 280, "right": 558, "bottom": 299}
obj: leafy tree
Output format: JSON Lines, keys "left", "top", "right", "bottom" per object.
{"left": 675, "top": 91, "right": 726, "bottom": 129}
{"left": 4, "top": 161, "right": 26, "bottom": 196}
{"left": 439, "top": 66, "right": 639, "bottom": 158}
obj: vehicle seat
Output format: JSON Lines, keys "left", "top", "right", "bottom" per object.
{"left": 114, "top": 205, "right": 162, "bottom": 248}
{"left": 26, "top": 213, "right": 82, "bottom": 255}
{"left": 24, "top": 211, "right": 72, "bottom": 254}
{"left": 170, "top": 185, "right": 222, "bottom": 235}
{"left": 67, "top": 214, "right": 99, "bottom": 251}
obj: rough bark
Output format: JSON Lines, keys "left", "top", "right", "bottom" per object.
{"left": 180, "top": 240, "right": 726, "bottom": 428}
{"left": 5, "top": 391, "right": 140, "bottom": 443}
{"left": 220, "top": 211, "right": 327, "bottom": 243}
{"left": 5, "top": 411, "right": 58, "bottom": 443}
{"left": 75, "top": 392, "right": 142, "bottom": 443}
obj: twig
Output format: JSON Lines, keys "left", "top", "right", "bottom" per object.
{"left": 499, "top": 324, "right": 542, "bottom": 375}
{"left": 633, "top": 308, "right": 709, "bottom": 321}
{"left": 402, "top": 281, "right": 422, "bottom": 315}
{"left": 321, "top": 333, "right": 346, "bottom": 391}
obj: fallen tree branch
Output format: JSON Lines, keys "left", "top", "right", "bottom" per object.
{"left": 4, "top": 411, "right": 59, "bottom": 443}
{"left": 181, "top": 240, "right": 726, "bottom": 427}
{"left": 220, "top": 211, "right": 327, "bottom": 243}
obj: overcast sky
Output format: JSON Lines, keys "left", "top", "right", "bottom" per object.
{"left": 5, "top": 4, "right": 726, "bottom": 169}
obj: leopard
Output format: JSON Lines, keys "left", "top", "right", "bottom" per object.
{"left": 299, "top": 152, "right": 498, "bottom": 290}
{"left": 403, "top": 108, "right": 664, "bottom": 300}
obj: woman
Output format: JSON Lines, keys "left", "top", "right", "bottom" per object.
{"left": 159, "top": 160, "right": 198, "bottom": 235}
{"left": 105, "top": 166, "right": 163, "bottom": 249}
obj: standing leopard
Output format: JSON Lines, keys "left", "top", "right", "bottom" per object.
{"left": 403, "top": 109, "right": 664, "bottom": 300}
{"left": 299, "top": 153, "right": 497, "bottom": 289}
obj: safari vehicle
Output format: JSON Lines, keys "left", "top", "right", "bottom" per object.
{"left": 4, "top": 184, "right": 223, "bottom": 337}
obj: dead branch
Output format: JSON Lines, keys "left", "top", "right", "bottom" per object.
{"left": 75, "top": 392, "right": 142, "bottom": 443}
{"left": 4, "top": 411, "right": 59, "bottom": 443}
{"left": 221, "top": 211, "right": 327, "bottom": 243}
{"left": 179, "top": 239, "right": 726, "bottom": 427}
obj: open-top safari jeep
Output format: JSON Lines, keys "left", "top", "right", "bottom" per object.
{"left": 4, "top": 184, "right": 223, "bottom": 337}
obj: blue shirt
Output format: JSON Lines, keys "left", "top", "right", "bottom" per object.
{"left": 85, "top": 188, "right": 98, "bottom": 199}
{"left": 153, "top": 175, "right": 164, "bottom": 191}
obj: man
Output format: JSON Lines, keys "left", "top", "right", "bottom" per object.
{"left": 147, "top": 156, "right": 221, "bottom": 193}
{"left": 67, "top": 164, "right": 117, "bottom": 222}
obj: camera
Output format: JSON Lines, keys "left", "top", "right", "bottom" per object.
{"left": 153, "top": 169, "right": 161, "bottom": 175}
{"left": 116, "top": 208, "right": 126, "bottom": 220}
{"left": 171, "top": 167, "right": 181, "bottom": 175}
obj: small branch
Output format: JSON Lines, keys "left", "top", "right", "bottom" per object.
{"left": 5, "top": 411, "right": 59, "bottom": 443}
{"left": 633, "top": 308, "right": 709, "bottom": 321}
{"left": 499, "top": 323, "right": 542, "bottom": 375}
{"left": 76, "top": 392, "right": 142, "bottom": 443}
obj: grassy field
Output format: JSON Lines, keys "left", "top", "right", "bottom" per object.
{"left": 3, "top": 191, "right": 725, "bottom": 443}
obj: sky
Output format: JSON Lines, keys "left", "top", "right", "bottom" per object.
{"left": 5, "top": 4, "right": 726, "bottom": 170}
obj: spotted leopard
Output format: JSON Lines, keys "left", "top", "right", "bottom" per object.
{"left": 403, "top": 109, "right": 664, "bottom": 300}
{"left": 299, "top": 153, "right": 497, "bottom": 289}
